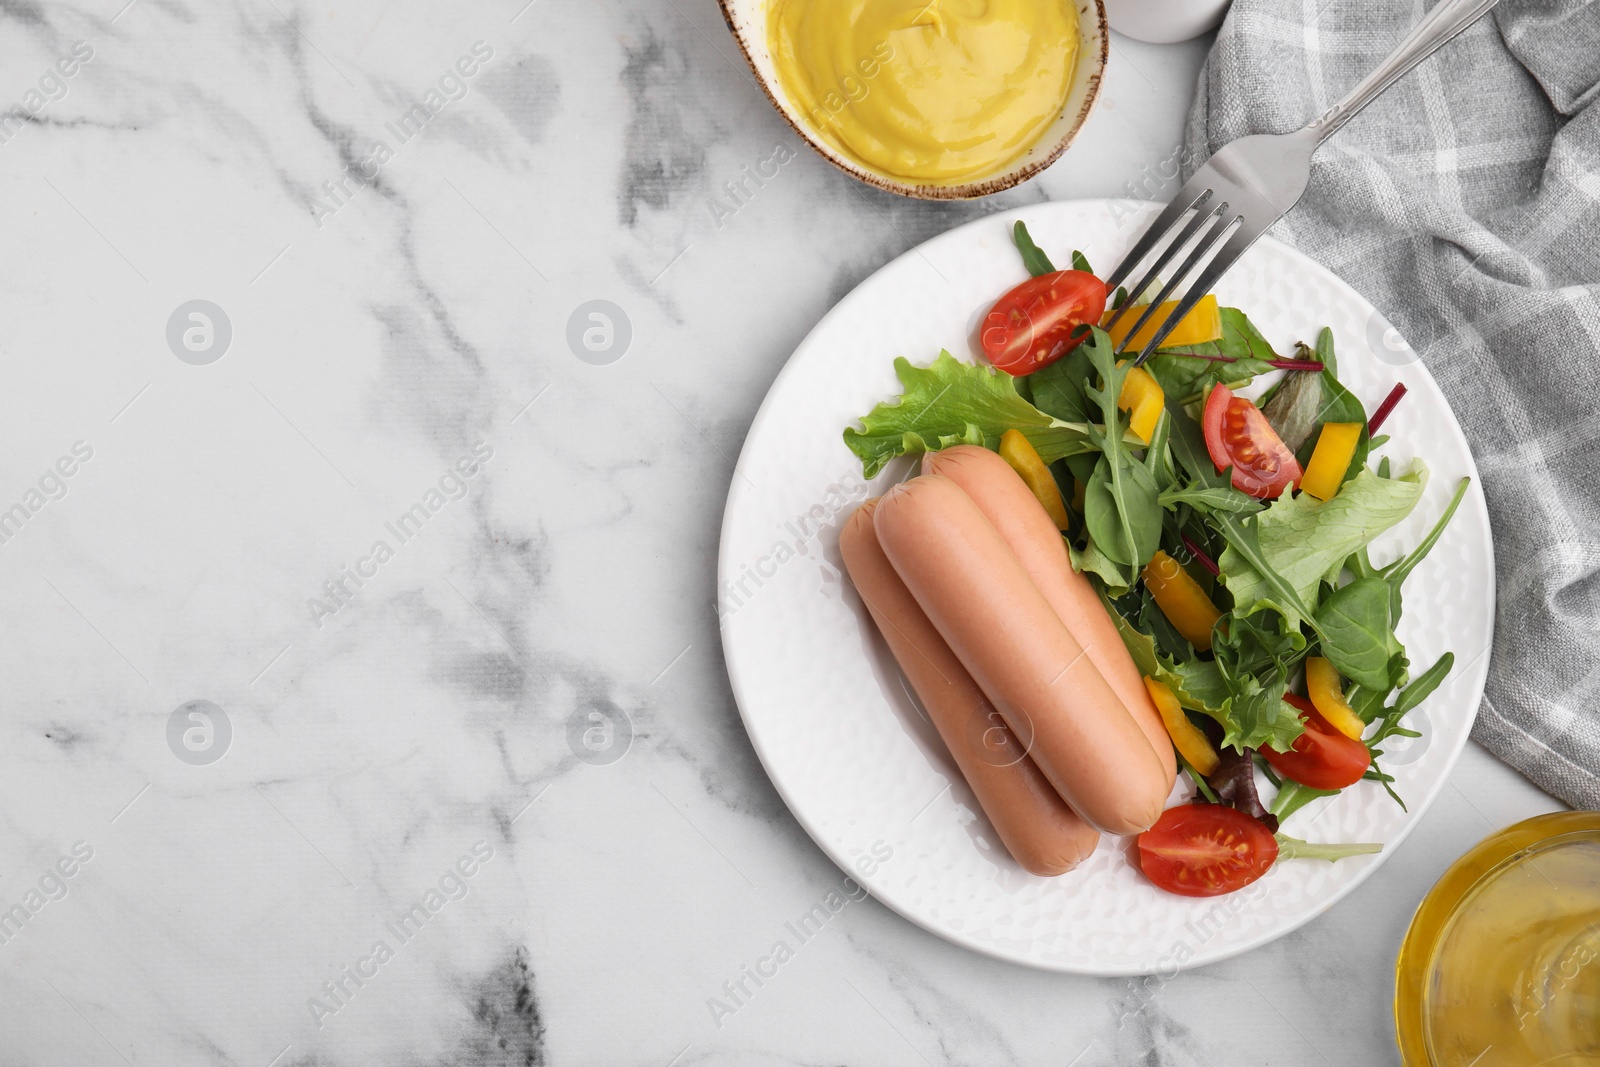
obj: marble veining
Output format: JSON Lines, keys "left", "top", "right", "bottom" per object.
{"left": 0, "top": 0, "right": 1560, "bottom": 1064}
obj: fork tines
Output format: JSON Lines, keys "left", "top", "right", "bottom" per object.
{"left": 1100, "top": 179, "right": 1252, "bottom": 368}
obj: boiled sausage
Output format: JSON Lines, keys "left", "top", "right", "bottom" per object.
{"left": 873, "top": 474, "right": 1168, "bottom": 835}
{"left": 924, "top": 445, "right": 1176, "bottom": 789}
{"left": 841, "top": 499, "right": 1100, "bottom": 875}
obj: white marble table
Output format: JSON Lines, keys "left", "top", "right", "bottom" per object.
{"left": 0, "top": 2, "right": 1560, "bottom": 1065}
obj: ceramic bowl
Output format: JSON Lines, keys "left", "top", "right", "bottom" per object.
{"left": 1104, "top": 0, "right": 1231, "bottom": 44}
{"left": 716, "top": 0, "right": 1109, "bottom": 200}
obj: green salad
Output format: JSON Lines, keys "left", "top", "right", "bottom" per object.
{"left": 842, "top": 221, "right": 1468, "bottom": 893}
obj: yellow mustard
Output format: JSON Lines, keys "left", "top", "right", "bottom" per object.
{"left": 767, "top": 0, "right": 1080, "bottom": 186}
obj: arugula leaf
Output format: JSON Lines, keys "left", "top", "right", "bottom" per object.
{"left": 1012, "top": 221, "right": 1055, "bottom": 277}
{"left": 1363, "top": 651, "right": 1455, "bottom": 774}
{"left": 1364, "top": 756, "right": 1407, "bottom": 810}
{"left": 1144, "top": 307, "right": 1277, "bottom": 400}
{"left": 1159, "top": 484, "right": 1262, "bottom": 515}
{"left": 1179, "top": 753, "right": 1220, "bottom": 803}
{"left": 1219, "top": 462, "right": 1430, "bottom": 630}
{"left": 1274, "top": 834, "right": 1383, "bottom": 861}
{"left": 1212, "top": 511, "right": 1324, "bottom": 637}
{"left": 1271, "top": 781, "right": 1339, "bottom": 823}
{"left": 1163, "top": 403, "right": 1232, "bottom": 493}
{"left": 1144, "top": 406, "right": 1174, "bottom": 491}
{"left": 1390, "top": 651, "right": 1454, "bottom": 720}
{"left": 1102, "top": 591, "right": 1162, "bottom": 675}
{"left": 1347, "top": 679, "right": 1394, "bottom": 725}
{"left": 1214, "top": 609, "right": 1304, "bottom": 679}
{"left": 1082, "top": 329, "right": 1163, "bottom": 569}
{"left": 1381, "top": 477, "right": 1471, "bottom": 621}
{"left": 843, "top": 352, "right": 1100, "bottom": 478}
{"left": 1165, "top": 401, "right": 1322, "bottom": 633}
{"left": 1316, "top": 576, "right": 1408, "bottom": 690}
{"left": 1071, "top": 249, "right": 1094, "bottom": 274}
{"left": 1315, "top": 325, "right": 1338, "bottom": 377}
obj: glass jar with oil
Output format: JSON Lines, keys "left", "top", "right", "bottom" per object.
{"left": 1395, "top": 812, "right": 1600, "bottom": 1065}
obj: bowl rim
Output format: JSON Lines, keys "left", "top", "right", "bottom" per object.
{"left": 1393, "top": 811, "right": 1600, "bottom": 1065}
{"left": 713, "top": 0, "right": 1110, "bottom": 201}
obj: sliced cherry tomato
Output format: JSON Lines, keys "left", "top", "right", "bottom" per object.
{"left": 1137, "top": 803, "right": 1279, "bottom": 897}
{"left": 1202, "top": 384, "right": 1303, "bottom": 499}
{"left": 1260, "top": 694, "right": 1372, "bottom": 790}
{"left": 979, "top": 270, "right": 1107, "bottom": 375}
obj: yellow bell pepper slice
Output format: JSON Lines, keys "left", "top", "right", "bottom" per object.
{"left": 1299, "top": 422, "right": 1363, "bottom": 502}
{"left": 1144, "top": 677, "right": 1219, "bottom": 776}
{"left": 1103, "top": 293, "right": 1223, "bottom": 351}
{"left": 1306, "top": 656, "right": 1366, "bottom": 740}
{"left": 998, "top": 429, "right": 1070, "bottom": 530}
{"left": 1116, "top": 363, "right": 1165, "bottom": 444}
{"left": 1142, "top": 550, "right": 1223, "bottom": 651}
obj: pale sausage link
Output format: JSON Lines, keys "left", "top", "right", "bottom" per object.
{"left": 874, "top": 474, "right": 1169, "bottom": 835}
{"left": 841, "top": 499, "right": 1099, "bottom": 875}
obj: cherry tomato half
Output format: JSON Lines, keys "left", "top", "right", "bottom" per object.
{"left": 1202, "top": 383, "right": 1303, "bottom": 499}
{"left": 1137, "top": 803, "right": 1279, "bottom": 897}
{"left": 979, "top": 270, "right": 1108, "bottom": 375}
{"left": 1260, "top": 694, "right": 1372, "bottom": 790}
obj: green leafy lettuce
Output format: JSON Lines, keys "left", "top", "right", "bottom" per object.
{"left": 842, "top": 351, "right": 1100, "bottom": 478}
{"left": 1219, "top": 462, "right": 1429, "bottom": 630}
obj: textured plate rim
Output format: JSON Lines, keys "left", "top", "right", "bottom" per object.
{"left": 717, "top": 198, "right": 1496, "bottom": 975}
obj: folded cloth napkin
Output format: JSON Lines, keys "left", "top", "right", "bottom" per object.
{"left": 1184, "top": 0, "right": 1600, "bottom": 809}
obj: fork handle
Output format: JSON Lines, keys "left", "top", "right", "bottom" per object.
{"left": 1305, "top": 0, "right": 1501, "bottom": 144}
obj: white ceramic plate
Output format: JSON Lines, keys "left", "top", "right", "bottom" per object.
{"left": 717, "top": 200, "right": 1494, "bottom": 975}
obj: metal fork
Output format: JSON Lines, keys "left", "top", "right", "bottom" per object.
{"left": 1103, "top": 0, "right": 1502, "bottom": 365}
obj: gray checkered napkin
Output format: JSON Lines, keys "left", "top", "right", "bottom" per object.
{"left": 1183, "top": 0, "right": 1600, "bottom": 808}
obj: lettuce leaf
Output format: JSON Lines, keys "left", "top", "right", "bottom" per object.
{"left": 1219, "top": 461, "right": 1429, "bottom": 630}
{"left": 1101, "top": 588, "right": 1302, "bottom": 751}
{"left": 1216, "top": 672, "right": 1305, "bottom": 753}
{"left": 842, "top": 351, "right": 1100, "bottom": 478}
